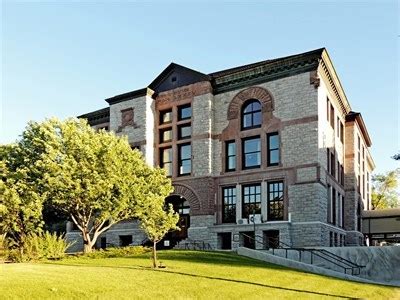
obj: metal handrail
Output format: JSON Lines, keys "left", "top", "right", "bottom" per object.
{"left": 181, "top": 240, "right": 213, "bottom": 251}
{"left": 235, "top": 233, "right": 363, "bottom": 276}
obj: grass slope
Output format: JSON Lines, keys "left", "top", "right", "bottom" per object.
{"left": 2, "top": 250, "right": 399, "bottom": 299}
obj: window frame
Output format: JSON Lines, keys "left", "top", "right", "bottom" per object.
{"left": 178, "top": 104, "right": 192, "bottom": 121}
{"left": 267, "top": 132, "right": 280, "bottom": 166}
{"left": 160, "top": 147, "right": 173, "bottom": 177}
{"left": 160, "top": 128, "right": 173, "bottom": 143}
{"left": 241, "top": 99, "right": 262, "bottom": 130}
{"left": 222, "top": 187, "right": 237, "bottom": 223}
{"left": 242, "top": 136, "right": 261, "bottom": 169}
{"left": 159, "top": 109, "right": 172, "bottom": 124}
{"left": 178, "top": 143, "right": 192, "bottom": 176}
{"left": 242, "top": 183, "right": 262, "bottom": 219}
{"left": 225, "top": 140, "right": 236, "bottom": 172}
{"left": 267, "top": 181, "right": 284, "bottom": 221}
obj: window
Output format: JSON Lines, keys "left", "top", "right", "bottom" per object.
{"left": 330, "top": 104, "right": 335, "bottom": 129}
{"left": 332, "top": 187, "right": 336, "bottom": 225}
{"left": 330, "top": 152, "right": 335, "bottom": 177}
{"left": 160, "top": 109, "right": 172, "bottom": 124}
{"left": 268, "top": 181, "right": 284, "bottom": 221}
{"left": 242, "top": 137, "right": 261, "bottom": 169}
{"left": 329, "top": 232, "right": 334, "bottom": 247}
{"left": 326, "top": 98, "right": 330, "bottom": 122}
{"left": 178, "top": 104, "right": 191, "bottom": 121}
{"left": 242, "top": 184, "right": 261, "bottom": 219}
{"left": 178, "top": 124, "right": 191, "bottom": 140}
{"left": 327, "top": 149, "right": 330, "bottom": 173}
{"left": 178, "top": 144, "right": 191, "bottom": 175}
{"left": 337, "top": 117, "right": 340, "bottom": 138}
{"left": 225, "top": 141, "right": 236, "bottom": 171}
{"left": 267, "top": 132, "right": 280, "bottom": 166}
{"left": 223, "top": 187, "right": 236, "bottom": 223}
{"left": 160, "top": 148, "right": 173, "bottom": 176}
{"left": 339, "top": 194, "right": 344, "bottom": 228}
{"left": 160, "top": 128, "right": 172, "bottom": 143}
{"left": 340, "top": 122, "right": 344, "bottom": 143}
{"left": 357, "top": 136, "right": 361, "bottom": 165}
{"left": 327, "top": 185, "right": 331, "bottom": 223}
{"left": 242, "top": 100, "right": 262, "bottom": 129}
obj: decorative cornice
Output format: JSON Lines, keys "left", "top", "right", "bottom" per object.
{"left": 212, "top": 53, "right": 322, "bottom": 94}
{"left": 105, "top": 87, "right": 154, "bottom": 105}
{"left": 78, "top": 107, "right": 110, "bottom": 126}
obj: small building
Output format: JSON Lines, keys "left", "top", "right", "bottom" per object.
{"left": 362, "top": 208, "right": 400, "bottom": 246}
{"left": 66, "top": 48, "right": 375, "bottom": 250}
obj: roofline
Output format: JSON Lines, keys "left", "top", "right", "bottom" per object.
{"left": 346, "top": 111, "right": 372, "bottom": 147}
{"left": 78, "top": 107, "right": 110, "bottom": 126}
{"left": 105, "top": 88, "right": 154, "bottom": 105}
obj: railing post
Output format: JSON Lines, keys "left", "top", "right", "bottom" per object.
{"left": 310, "top": 252, "right": 313, "bottom": 264}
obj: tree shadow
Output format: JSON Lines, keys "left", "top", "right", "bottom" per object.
{"left": 47, "top": 261, "right": 358, "bottom": 299}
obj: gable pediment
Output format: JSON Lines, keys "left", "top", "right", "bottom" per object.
{"left": 148, "top": 63, "right": 210, "bottom": 94}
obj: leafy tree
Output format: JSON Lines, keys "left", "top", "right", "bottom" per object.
{"left": 3, "top": 118, "right": 176, "bottom": 253}
{"left": 393, "top": 152, "right": 400, "bottom": 161}
{"left": 138, "top": 171, "right": 179, "bottom": 268}
{"left": 371, "top": 169, "right": 400, "bottom": 209}
{"left": 0, "top": 147, "right": 45, "bottom": 249}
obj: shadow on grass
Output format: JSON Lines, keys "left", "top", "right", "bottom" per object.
{"left": 47, "top": 261, "right": 357, "bottom": 299}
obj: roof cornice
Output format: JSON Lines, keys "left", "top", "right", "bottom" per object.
{"left": 78, "top": 107, "right": 110, "bottom": 126}
{"left": 319, "top": 50, "right": 352, "bottom": 116}
{"left": 105, "top": 87, "right": 154, "bottom": 105}
{"left": 211, "top": 48, "right": 324, "bottom": 94}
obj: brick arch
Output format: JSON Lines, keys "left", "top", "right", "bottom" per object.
{"left": 170, "top": 183, "right": 200, "bottom": 211}
{"left": 227, "top": 86, "right": 274, "bottom": 120}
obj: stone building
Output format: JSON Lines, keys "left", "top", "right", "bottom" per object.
{"left": 66, "top": 48, "right": 374, "bottom": 250}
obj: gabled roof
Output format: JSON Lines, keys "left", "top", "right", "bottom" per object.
{"left": 148, "top": 63, "right": 210, "bottom": 94}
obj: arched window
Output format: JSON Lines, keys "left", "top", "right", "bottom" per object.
{"left": 242, "top": 99, "right": 262, "bottom": 129}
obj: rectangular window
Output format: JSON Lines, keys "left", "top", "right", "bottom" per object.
{"left": 178, "top": 124, "right": 191, "bottom": 140}
{"left": 242, "top": 136, "right": 261, "bottom": 169}
{"left": 340, "top": 195, "right": 344, "bottom": 228}
{"left": 160, "top": 147, "right": 172, "bottom": 177}
{"left": 267, "top": 132, "right": 280, "bottom": 166}
{"left": 225, "top": 141, "right": 236, "bottom": 171}
{"left": 160, "top": 109, "right": 172, "bottom": 124}
{"left": 337, "top": 117, "right": 340, "bottom": 138}
{"left": 332, "top": 187, "right": 336, "bottom": 225}
{"left": 327, "top": 98, "right": 330, "bottom": 122}
{"left": 357, "top": 136, "right": 361, "bottom": 165}
{"left": 242, "top": 184, "right": 261, "bottom": 219}
{"left": 330, "top": 104, "right": 335, "bottom": 129}
{"left": 160, "top": 128, "right": 172, "bottom": 143}
{"left": 223, "top": 187, "right": 236, "bottom": 223}
{"left": 267, "top": 181, "right": 284, "bottom": 221}
{"left": 341, "top": 164, "right": 345, "bottom": 186}
{"left": 340, "top": 122, "right": 344, "bottom": 143}
{"left": 330, "top": 152, "right": 335, "bottom": 177}
{"left": 178, "top": 104, "right": 192, "bottom": 121}
{"left": 327, "top": 149, "right": 330, "bottom": 173}
{"left": 178, "top": 144, "right": 191, "bottom": 175}
{"left": 327, "top": 185, "right": 331, "bottom": 223}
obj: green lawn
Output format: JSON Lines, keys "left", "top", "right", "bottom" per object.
{"left": 2, "top": 250, "right": 399, "bottom": 299}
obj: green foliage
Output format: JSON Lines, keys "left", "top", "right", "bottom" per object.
{"left": 371, "top": 168, "right": 400, "bottom": 209}
{"left": 68, "top": 246, "right": 151, "bottom": 259}
{"left": 0, "top": 155, "right": 44, "bottom": 248}
{"left": 4, "top": 231, "right": 71, "bottom": 262}
{"left": 2, "top": 118, "right": 177, "bottom": 254}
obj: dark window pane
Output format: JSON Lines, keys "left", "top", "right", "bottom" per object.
{"left": 242, "top": 100, "right": 262, "bottom": 129}
{"left": 178, "top": 105, "right": 192, "bottom": 120}
{"left": 267, "top": 181, "right": 284, "bottom": 221}
{"left": 223, "top": 187, "right": 236, "bottom": 223}
{"left": 178, "top": 125, "right": 191, "bottom": 140}
{"left": 269, "top": 134, "right": 279, "bottom": 149}
{"left": 245, "top": 138, "right": 260, "bottom": 152}
{"left": 160, "top": 110, "right": 172, "bottom": 124}
{"left": 226, "top": 141, "right": 236, "bottom": 171}
{"left": 179, "top": 144, "right": 191, "bottom": 175}
{"left": 242, "top": 183, "right": 262, "bottom": 219}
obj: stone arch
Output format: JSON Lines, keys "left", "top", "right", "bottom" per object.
{"left": 227, "top": 86, "right": 274, "bottom": 120}
{"left": 170, "top": 183, "right": 200, "bottom": 211}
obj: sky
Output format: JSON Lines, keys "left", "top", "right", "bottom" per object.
{"left": 1, "top": 0, "right": 399, "bottom": 175}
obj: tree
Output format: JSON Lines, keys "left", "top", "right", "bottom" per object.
{"left": 3, "top": 118, "right": 174, "bottom": 253}
{"left": 392, "top": 152, "right": 400, "bottom": 161}
{"left": 138, "top": 170, "right": 179, "bottom": 268}
{"left": 371, "top": 169, "right": 400, "bottom": 209}
{"left": 0, "top": 147, "right": 45, "bottom": 249}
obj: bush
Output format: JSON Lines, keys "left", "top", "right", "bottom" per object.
{"left": 5, "top": 232, "right": 72, "bottom": 262}
{"left": 69, "top": 246, "right": 151, "bottom": 259}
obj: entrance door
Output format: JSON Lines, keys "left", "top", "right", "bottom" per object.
{"left": 164, "top": 195, "right": 191, "bottom": 248}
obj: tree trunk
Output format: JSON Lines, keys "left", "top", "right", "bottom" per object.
{"left": 83, "top": 243, "right": 93, "bottom": 253}
{"left": 152, "top": 241, "right": 157, "bottom": 268}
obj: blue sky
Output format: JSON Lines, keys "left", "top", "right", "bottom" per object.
{"left": 1, "top": 1, "right": 399, "bottom": 175}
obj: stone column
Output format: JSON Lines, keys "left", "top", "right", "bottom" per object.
{"left": 236, "top": 184, "right": 242, "bottom": 222}
{"left": 261, "top": 181, "right": 268, "bottom": 222}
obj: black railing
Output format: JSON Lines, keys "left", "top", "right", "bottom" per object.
{"left": 177, "top": 240, "right": 213, "bottom": 251}
{"left": 233, "top": 233, "right": 364, "bottom": 276}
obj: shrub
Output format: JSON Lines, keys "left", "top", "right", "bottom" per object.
{"left": 68, "top": 246, "right": 151, "bottom": 260}
{"left": 5, "top": 232, "right": 72, "bottom": 262}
